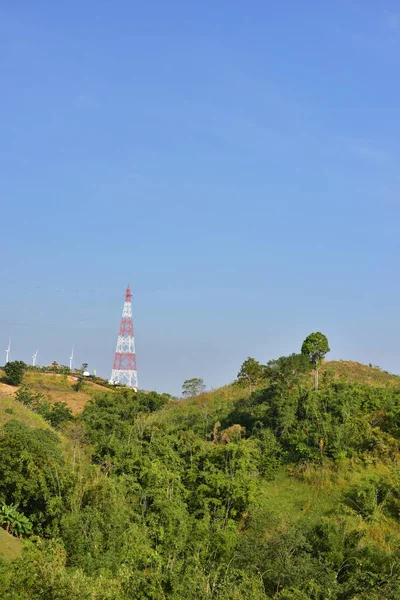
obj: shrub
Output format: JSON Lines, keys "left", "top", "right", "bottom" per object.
{"left": 0, "top": 503, "right": 32, "bottom": 537}
{"left": 3, "top": 361, "right": 27, "bottom": 386}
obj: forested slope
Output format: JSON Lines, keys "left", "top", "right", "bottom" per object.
{"left": 1, "top": 356, "right": 400, "bottom": 599}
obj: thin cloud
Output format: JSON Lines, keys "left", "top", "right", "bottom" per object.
{"left": 384, "top": 11, "right": 400, "bottom": 31}
{"left": 338, "top": 136, "right": 390, "bottom": 164}
{"left": 73, "top": 93, "right": 95, "bottom": 107}
{"left": 92, "top": 171, "right": 139, "bottom": 191}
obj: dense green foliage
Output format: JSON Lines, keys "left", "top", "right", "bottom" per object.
{"left": 2, "top": 357, "right": 400, "bottom": 598}
{"left": 15, "top": 386, "right": 73, "bottom": 429}
{"left": 3, "top": 360, "right": 27, "bottom": 385}
{"left": 0, "top": 420, "right": 71, "bottom": 534}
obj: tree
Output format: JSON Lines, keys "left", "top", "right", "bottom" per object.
{"left": 182, "top": 378, "right": 206, "bottom": 398}
{"left": 15, "top": 386, "right": 46, "bottom": 410}
{"left": 237, "top": 357, "right": 266, "bottom": 389}
{"left": 0, "top": 420, "right": 69, "bottom": 531}
{"left": 301, "top": 332, "right": 330, "bottom": 391}
{"left": 266, "top": 353, "right": 310, "bottom": 393}
{"left": 3, "top": 361, "right": 26, "bottom": 386}
{"left": 36, "top": 401, "right": 74, "bottom": 429}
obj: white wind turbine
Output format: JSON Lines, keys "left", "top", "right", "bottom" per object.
{"left": 5, "top": 339, "right": 11, "bottom": 364}
{"left": 69, "top": 346, "right": 74, "bottom": 372}
{"left": 32, "top": 348, "right": 39, "bottom": 367}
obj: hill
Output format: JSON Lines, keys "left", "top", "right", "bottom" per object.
{"left": 160, "top": 360, "right": 400, "bottom": 428}
{"left": 3, "top": 360, "right": 399, "bottom": 418}
{"left": 2, "top": 357, "right": 400, "bottom": 598}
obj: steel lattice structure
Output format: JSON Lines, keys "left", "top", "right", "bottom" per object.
{"left": 110, "top": 285, "right": 138, "bottom": 390}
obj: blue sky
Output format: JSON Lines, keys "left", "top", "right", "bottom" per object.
{"left": 1, "top": 1, "right": 400, "bottom": 395}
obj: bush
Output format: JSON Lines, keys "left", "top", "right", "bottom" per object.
{"left": 37, "top": 401, "right": 74, "bottom": 429}
{"left": 15, "top": 387, "right": 73, "bottom": 429}
{"left": 15, "top": 386, "right": 45, "bottom": 410}
{"left": 0, "top": 503, "right": 32, "bottom": 537}
{"left": 3, "top": 361, "right": 27, "bottom": 386}
{"left": 0, "top": 420, "right": 71, "bottom": 532}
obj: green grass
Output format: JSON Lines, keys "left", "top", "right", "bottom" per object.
{"left": 321, "top": 360, "right": 400, "bottom": 387}
{"left": 0, "top": 528, "right": 23, "bottom": 561}
{"left": 254, "top": 460, "right": 400, "bottom": 553}
{"left": 0, "top": 393, "right": 52, "bottom": 429}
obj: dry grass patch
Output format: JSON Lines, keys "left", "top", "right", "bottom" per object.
{"left": 322, "top": 361, "right": 400, "bottom": 387}
{"left": 0, "top": 529, "right": 23, "bottom": 561}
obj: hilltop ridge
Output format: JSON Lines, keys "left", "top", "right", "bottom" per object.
{"left": 321, "top": 360, "right": 400, "bottom": 386}
{"left": 1, "top": 360, "right": 400, "bottom": 418}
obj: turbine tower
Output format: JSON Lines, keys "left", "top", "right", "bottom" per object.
{"left": 110, "top": 284, "right": 138, "bottom": 390}
{"left": 5, "top": 339, "right": 10, "bottom": 364}
{"left": 32, "top": 348, "right": 39, "bottom": 367}
{"left": 69, "top": 346, "right": 74, "bottom": 372}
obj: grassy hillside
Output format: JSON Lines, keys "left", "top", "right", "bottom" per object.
{"left": 0, "top": 390, "right": 53, "bottom": 429}
{"left": 0, "top": 369, "right": 113, "bottom": 414}
{"left": 23, "top": 371, "right": 113, "bottom": 414}
{"left": 0, "top": 381, "right": 14, "bottom": 397}
{"left": 258, "top": 459, "right": 400, "bottom": 547}
{"left": 321, "top": 360, "right": 400, "bottom": 387}
{"left": 0, "top": 529, "right": 23, "bottom": 561}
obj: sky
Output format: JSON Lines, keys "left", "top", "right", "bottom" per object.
{"left": 1, "top": 1, "right": 400, "bottom": 396}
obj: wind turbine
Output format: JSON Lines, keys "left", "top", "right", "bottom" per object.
{"left": 32, "top": 348, "right": 39, "bottom": 367}
{"left": 69, "top": 346, "right": 74, "bottom": 372}
{"left": 5, "top": 339, "right": 10, "bottom": 364}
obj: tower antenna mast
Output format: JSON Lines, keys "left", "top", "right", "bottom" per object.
{"left": 110, "top": 285, "right": 138, "bottom": 390}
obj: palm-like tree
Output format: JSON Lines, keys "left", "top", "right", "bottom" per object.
{"left": 0, "top": 503, "right": 32, "bottom": 537}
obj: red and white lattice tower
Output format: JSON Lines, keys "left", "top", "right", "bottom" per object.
{"left": 110, "top": 285, "right": 138, "bottom": 390}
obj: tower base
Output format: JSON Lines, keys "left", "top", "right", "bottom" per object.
{"left": 110, "top": 368, "right": 138, "bottom": 390}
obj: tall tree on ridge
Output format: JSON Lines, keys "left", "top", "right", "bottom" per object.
{"left": 301, "top": 332, "right": 330, "bottom": 391}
